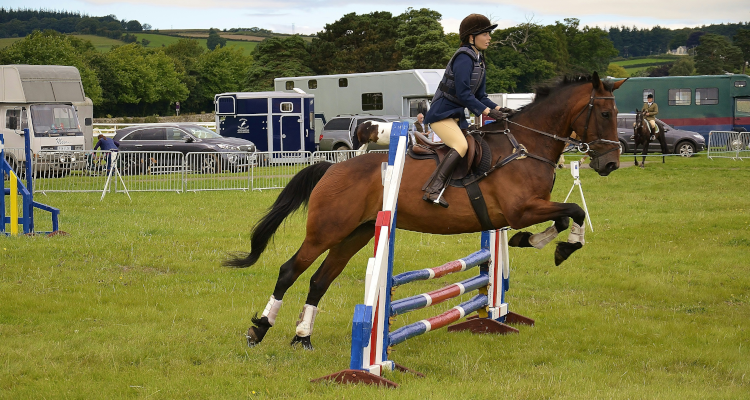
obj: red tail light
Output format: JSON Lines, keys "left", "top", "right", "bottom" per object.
{"left": 319, "top": 134, "right": 323, "bottom": 141}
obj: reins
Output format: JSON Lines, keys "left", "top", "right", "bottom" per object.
{"left": 466, "top": 87, "right": 621, "bottom": 184}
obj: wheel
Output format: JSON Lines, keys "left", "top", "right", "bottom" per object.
{"left": 332, "top": 144, "right": 352, "bottom": 163}
{"left": 197, "top": 154, "right": 219, "bottom": 174}
{"left": 4, "top": 156, "right": 25, "bottom": 181}
{"left": 619, "top": 140, "right": 627, "bottom": 155}
{"left": 675, "top": 141, "right": 695, "bottom": 157}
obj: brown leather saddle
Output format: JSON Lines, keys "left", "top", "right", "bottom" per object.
{"left": 408, "top": 131, "right": 492, "bottom": 187}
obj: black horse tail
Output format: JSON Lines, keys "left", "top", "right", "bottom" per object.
{"left": 224, "top": 161, "right": 334, "bottom": 268}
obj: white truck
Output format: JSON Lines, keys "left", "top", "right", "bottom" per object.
{"left": 274, "top": 70, "right": 534, "bottom": 139}
{"left": 1, "top": 64, "right": 92, "bottom": 175}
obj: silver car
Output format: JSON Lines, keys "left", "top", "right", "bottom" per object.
{"left": 617, "top": 113, "right": 706, "bottom": 156}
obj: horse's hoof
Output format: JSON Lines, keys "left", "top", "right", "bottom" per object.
{"left": 508, "top": 231, "right": 533, "bottom": 248}
{"left": 554, "top": 242, "right": 583, "bottom": 266}
{"left": 290, "top": 335, "right": 313, "bottom": 350}
{"left": 640, "top": 164, "right": 645, "bottom": 169}
{"left": 246, "top": 327, "right": 262, "bottom": 347}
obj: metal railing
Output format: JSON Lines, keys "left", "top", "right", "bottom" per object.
{"left": 707, "top": 131, "right": 750, "bottom": 160}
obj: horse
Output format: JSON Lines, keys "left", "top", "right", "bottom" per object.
{"left": 225, "top": 72, "right": 627, "bottom": 350}
{"left": 633, "top": 109, "right": 669, "bottom": 168}
{"left": 354, "top": 121, "right": 392, "bottom": 154}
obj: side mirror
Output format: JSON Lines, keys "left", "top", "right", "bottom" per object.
{"left": 185, "top": 136, "right": 194, "bottom": 143}
{"left": 85, "top": 118, "right": 92, "bottom": 126}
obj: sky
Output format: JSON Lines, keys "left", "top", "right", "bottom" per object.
{"left": 7, "top": 0, "right": 750, "bottom": 36}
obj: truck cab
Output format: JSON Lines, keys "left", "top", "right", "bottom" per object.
{"left": 1, "top": 65, "right": 88, "bottom": 175}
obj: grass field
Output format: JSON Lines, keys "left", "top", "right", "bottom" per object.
{"left": 612, "top": 57, "right": 681, "bottom": 76}
{"left": 2, "top": 155, "right": 749, "bottom": 398}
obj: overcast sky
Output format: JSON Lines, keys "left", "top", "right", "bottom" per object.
{"left": 8, "top": 0, "right": 750, "bottom": 36}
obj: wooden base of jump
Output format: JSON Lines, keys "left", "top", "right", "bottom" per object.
{"left": 451, "top": 311, "right": 535, "bottom": 334}
{"left": 311, "top": 363, "right": 424, "bottom": 388}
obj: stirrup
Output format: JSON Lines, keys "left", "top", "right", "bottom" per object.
{"left": 423, "top": 187, "right": 449, "bottom": 208}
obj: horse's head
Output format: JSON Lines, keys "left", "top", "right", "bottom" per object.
{"left": 570, "top": 72, "right": 627, "bottom": 176}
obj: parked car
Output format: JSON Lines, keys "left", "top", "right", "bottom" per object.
{"left": 318, "top": 115, "right": 415, "bottom": 151}
{"left": 617, "top": 113, "right": 705, "bottom": 156}
{"left": 113, "top": 123, "right": 256, "bottom": 174}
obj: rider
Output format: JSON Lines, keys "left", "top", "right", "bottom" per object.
{"left": 423, "top": 14, "right": 507, "bottom": 208}
{"left": 642, "top": 93, "right": 659, "bottom": 139}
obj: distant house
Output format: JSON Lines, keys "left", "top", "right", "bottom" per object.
{"left": 667, "top": 46, "right": 688, "bottom": 55}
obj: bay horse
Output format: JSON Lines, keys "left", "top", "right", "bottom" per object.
{"left": 633, "top": 109, "right": 669, "bottom": 168}
{"left": 226, "top": 73, "right": 627, "bottom": 350}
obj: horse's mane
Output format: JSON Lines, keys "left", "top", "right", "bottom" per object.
{"left": 512, "top": 75, "right": 615, "bottom": 117}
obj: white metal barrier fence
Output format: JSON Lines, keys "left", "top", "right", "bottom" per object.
{"left": 707, "top": 131, "right": 750, "bottom": 160}
{"left": 4, "top": 149, "right": 384, "bottom": 194}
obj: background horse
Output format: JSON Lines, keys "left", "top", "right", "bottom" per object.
{"left": 633, "top": 109, "right": 669, "bottom": 167}
{"left": 225, "top": 73, "right": 626, "bottom": 350}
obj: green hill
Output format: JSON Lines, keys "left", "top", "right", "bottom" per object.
{"left": 0, "top": 33, "right": 258, "bottom": 53}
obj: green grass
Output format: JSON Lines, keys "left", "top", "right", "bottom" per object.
{"left": 612, "top": 57, "right": 676, "bottom": 67}
{"left": 0, "top": 37, "right": 23, "bottom": 50}
{"left": 2, "top": 155, "right": 749, "bottom": 398}
{"left": 70, "top": 34, "right": 127, "bottom": 53}
{"left": 134, "top": 33, "right": 257, "bottom": 53}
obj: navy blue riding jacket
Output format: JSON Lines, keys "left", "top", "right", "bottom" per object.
{"left": 425, "top": 45, "right": 498, "bottom": 129}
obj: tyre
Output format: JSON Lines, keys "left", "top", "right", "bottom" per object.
{"left": 619, "top": 140, "right": 627, "bottom": 154}
{"left": 675, "top": 141, "right": 695, "bottom": 157}
{"left": 196, "top": 154, "right": 219, "bottom": 174}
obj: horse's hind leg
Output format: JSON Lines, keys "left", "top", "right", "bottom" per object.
{"left": 246, "top": 240, "right": 329, "bottom": 347}
{"left": 290, "top": 222, "right": 375, "bottom": 350}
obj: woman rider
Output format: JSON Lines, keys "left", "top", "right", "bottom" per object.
{"left": 423, "top": 14, "right": 507, "bottom": 208}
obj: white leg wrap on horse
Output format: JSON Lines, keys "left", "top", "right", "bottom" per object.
{"left": 529, "top": 225, "right": 559, "bottom": 249}
{"left": 261, "top": 295, "right": 283, "bottom": 326}
{"left": 568, "top": 222, "right": 585, "bottom": 245}
{"left": 295, "top": 304, "right": 319, "bottom": 337}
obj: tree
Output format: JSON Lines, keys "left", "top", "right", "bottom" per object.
{"left": 395, "top": 8, "right": 451, "bottom": 69}
{"left": 606, "top": 64, "right": 629, "bottom": 78}
{"left": 695, "top": 33, "right": 744, "bottom": 74}
{"left": 163, "top": 39, "right": 205, "bottom": 111}
{"left": 206, "top": 28, "right": 226, "bottom": 51}
{"left": 0, "top": 30, "right": 103, "bottom": 105}
{"left": 96, "top": 44, "right": 188, "bottom": 115}
{"left": 485, "top": 23, "right": 560, "bottom": 92}
{"left": 669, "top": 31, "right": 689, "bottom": 50}
{"left": 309, "top": 11, "right": 399, "bottom": 74}
{"left": 193, "top": 45, "right": 252, "bottom": 110}
{"left": 733, "top": 29, "right": 750, "bottom": 73}
{"left": 669, "top": 57, "right": 695, "bottom": 76}
{"left": 126, "top": 20, "right": 142, "bottom": 31}
{"left": 245, "top": 36, "right": 314, "bottom": 91}
{"left": 557, "top": 19, "right": 618, "bottom": 74}
{"left": 686, "top": 31, "right": 704, "bottom": 48}
{"left": 76, "top": 17, "right": 99, "bottom": 34}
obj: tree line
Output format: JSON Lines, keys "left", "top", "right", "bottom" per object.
{"left": 0, "top": 8, "right": 149, "bottom": 40}
{"left": 609, "top": 22, "right": 749, "bottom": 57}
{"left": 1, "top": 7, "right": 749, "bottom": 117}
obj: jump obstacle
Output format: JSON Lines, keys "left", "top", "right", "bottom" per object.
{"left": 313, "top": 123, "right": 534, "bottom": 388}
{"left": 1, "top": 130, "right": 63, "bottom": 236}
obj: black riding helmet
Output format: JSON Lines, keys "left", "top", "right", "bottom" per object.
{"left": 459, "top": 14, "right": 498, "bottom": 43}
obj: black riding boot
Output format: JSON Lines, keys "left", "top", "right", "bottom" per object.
{"left": 422, "top": 149, "right": 462, "bottom": 208}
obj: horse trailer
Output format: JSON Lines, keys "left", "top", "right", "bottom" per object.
{"left": 274, "top": 69, "right": 444, "bottom": 137}
{"left": 613, "top": 74, "right": 750, "bottom": 139}
{"left": 214, "top": 91, "right": 316, "bottom": 154}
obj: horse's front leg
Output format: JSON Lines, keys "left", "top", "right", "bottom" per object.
{"left": 506, "top": 200, "right": 586, "bottom": 266}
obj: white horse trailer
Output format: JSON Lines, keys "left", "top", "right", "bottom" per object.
{"left": 274, "top": 69, "right": 444, "bottom": 138}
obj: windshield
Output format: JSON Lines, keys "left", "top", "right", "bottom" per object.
{"left": 30, "top": 104, "right": 82, "bottom": 137}
{"left": 183, "top": 125, "right": 222, "bottom": 139}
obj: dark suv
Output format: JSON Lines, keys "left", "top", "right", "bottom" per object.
{"left": 617, "top": 113, "right": 705, "bottom": 156}
{"left": 318, "top": 115, "right": 414, "bottom": 151}
{"left": 113, "top": 123, "right": 256, "bottom": 174}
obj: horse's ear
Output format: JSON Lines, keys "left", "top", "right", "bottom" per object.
{"left": 592, "top": 71, "right": 601, "bottom": 90}
{"left": 612, "top": 78, "right": 628, "bottom": 90}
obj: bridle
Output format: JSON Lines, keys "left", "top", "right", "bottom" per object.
{"left": 566, "top": 88, "right": 621, "bottom": 158}
{"left": 465, "top": 86, "right": 621, "bottom": 183}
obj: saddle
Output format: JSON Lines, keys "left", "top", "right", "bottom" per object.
{"left": 408, "top": 131, "right": 492, "bottom": 185}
